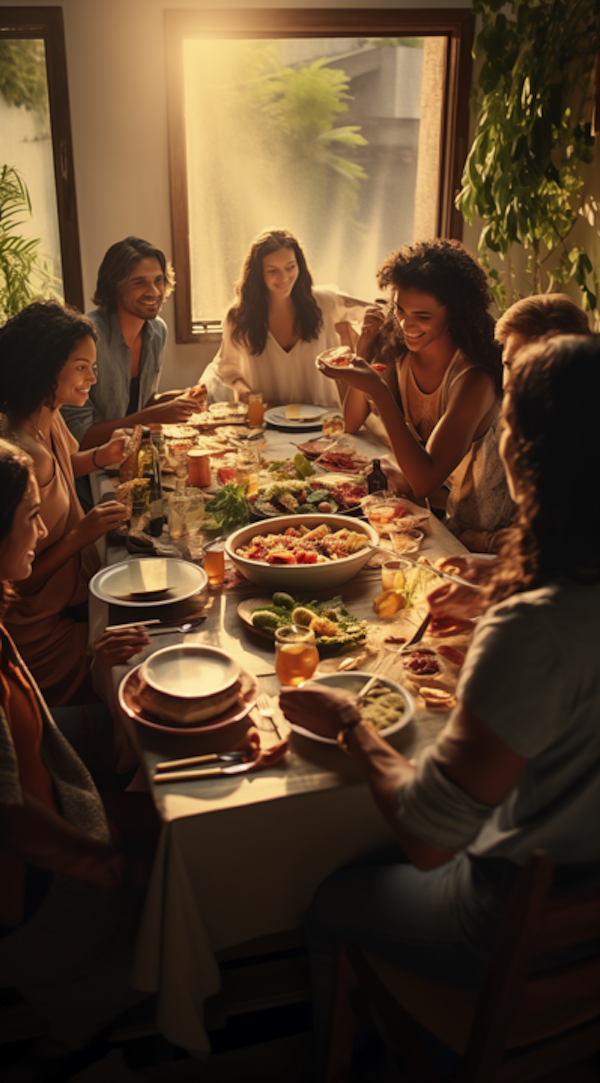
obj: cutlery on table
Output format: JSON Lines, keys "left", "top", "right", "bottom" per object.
{"left": 146, "top": 614, "right": 208, "bottom": 636}
{"left": 356, "top": 612, "right": 432, "bottom": 701}
{"left": 153, "top": 759, "right": 257, "bottom": 783}
{"left": 256, "top": 694, "right": 282, "bottom": 739}
{"left": 154, "top": 751, "right": 247, "bottom": 772}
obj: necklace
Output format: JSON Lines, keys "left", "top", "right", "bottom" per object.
{"left": 30, "top": 413, "right": 47, "bottom": 444}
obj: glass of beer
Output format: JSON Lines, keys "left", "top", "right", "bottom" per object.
{"left": 247, "top": 392, "right": 264, "bottom": 427}
{"left": 275, "top": 626, "right": 319, "bottom": 687}
{"left": 204, "top": 539, "right": 225, "bottom": 587}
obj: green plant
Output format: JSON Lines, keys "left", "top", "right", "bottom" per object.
{"left": 457, "top": 0, "right": 598, "bottom": 312}
{"left": 0, "top": 165, "right": 44, "bottom": 321}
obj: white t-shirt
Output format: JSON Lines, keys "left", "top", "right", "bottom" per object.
{"left": 214, "top": 287, "right": 366, "bottom": 408}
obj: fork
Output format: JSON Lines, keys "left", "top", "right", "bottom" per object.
{"left": 256, "top": 693, "right": 282, "bottom": 738}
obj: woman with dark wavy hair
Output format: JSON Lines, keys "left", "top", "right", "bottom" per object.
{"left": 284, "top": 335, "right": 600, "bottom": 1076}
{"left": 212, "top": 228, "right": 367, "bottom": 406}
{"left": 0, "top": 301, "right": 129, "bottom": 704}
{"left": 326, "top": 239, "right": 513, "bottom": 549}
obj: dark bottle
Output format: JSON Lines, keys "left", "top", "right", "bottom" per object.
{"left": 367, "top": 458, "right": 387, "bottom": 494}
{"left": 138, "top": 427, "right": 164, "bottom": 536}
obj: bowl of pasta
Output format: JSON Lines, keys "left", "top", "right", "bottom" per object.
{"left": 225, "top": 513, "right": 378, "bottom": 590}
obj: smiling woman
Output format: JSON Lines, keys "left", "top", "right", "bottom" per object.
{"left": 0, "top": 301, "right": 129, "bottom": 704}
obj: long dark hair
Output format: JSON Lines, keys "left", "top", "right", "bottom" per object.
{"left": 484, "top": 335, "right": 600, "bottom": 605}
{"left": 377, "top": 239, "right": 502, "bottom": 393}
{"left": 228, "top": 229, "right": 322, "bottom": 355}
{"left": 0, "top": 438, "right": 34, "bottom": 614}
{"left": 92, "top": 235, "right": 175, "bottom": 312}
{"left": 0, "top": 300, "right": 98, "bottom": 417}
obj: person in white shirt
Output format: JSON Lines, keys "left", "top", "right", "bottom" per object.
{"left": 211, "top": 228, "right": 368, "bottom": 407}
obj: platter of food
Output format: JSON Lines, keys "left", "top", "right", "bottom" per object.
{"left": 250, "top": 476, "right": 367, "bottom": 518}
{"left": 237, "top": 592, "right": 367, "bottom": 655}
{"left": 287, "top": 672, "right": 414, "bottom": 744}
{"left": 226, "top": 514, "right": 378, "bottom": 589}
{"left": 264, "top": 404, "right": 328, "bottom": 432}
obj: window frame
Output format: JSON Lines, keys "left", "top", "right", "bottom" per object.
{"left": 0, "top": 5, "right": 84, "bottom": 311}
{"left": 165, "top": 7, "right": 474, "bottom": 345}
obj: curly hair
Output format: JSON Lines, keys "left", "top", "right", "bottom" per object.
{"left": 92, "top": 236, "right": 175, "bottom": 312}
{"left": 377, "top": 239, "right": 502, "bottom": 392}
{"left": 0, "top": 300, "right": 97, "bottom": 417}
{"left": 0, "top": 438, "right": 34, "bottom": 614}
{"left": 495, "top": 293, "right": 590, "bottom": 344}
{"left": 227, "top": 229, "right": 322, "bottom": 355}
{"left": 482, "top": 335, "right": 600, "bottom": 605}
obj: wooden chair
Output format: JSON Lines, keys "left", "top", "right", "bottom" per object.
{"left": 326, "top": 851, "right": 600, "bottom": 1082}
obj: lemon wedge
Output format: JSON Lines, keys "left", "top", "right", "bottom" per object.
{"left": 373, "top": 590, "right": 406, "bottom": 618}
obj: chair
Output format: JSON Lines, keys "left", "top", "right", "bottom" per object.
{"left": 326, "top": 851, "right": 600, "bottom": 1082}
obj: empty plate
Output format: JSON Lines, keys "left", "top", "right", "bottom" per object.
{"left": 90, "top": 558, "right": 208, "bottom": 608}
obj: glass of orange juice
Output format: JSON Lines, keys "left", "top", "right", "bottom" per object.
{"left": 275, "top": 626, "right": 319, "bottom": 686}
{"left": 247, "top": 392, "right": 264, "bottom": 427}
{"left": 204, "top": 540, "right": 225, "bottom": 587}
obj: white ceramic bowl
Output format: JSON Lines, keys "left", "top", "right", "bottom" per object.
{"left": 288, "top": 671, "right": 414, "bottom": 744}
{"left": 225, "top": 513, "right": 378, "bottom": 590}
{"left": 138, "top": 645, "right": 241, "bottom": 725}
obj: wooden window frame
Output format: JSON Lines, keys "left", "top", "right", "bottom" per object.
{"left": 0, "top": 5, "right": 83, "bottom": 311}
{"left": 165, "top": 8, "right": 474, "bottom": 345}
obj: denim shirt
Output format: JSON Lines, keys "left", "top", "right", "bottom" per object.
{"left": 61, "top": 309, "right": 167, "bottom": 442}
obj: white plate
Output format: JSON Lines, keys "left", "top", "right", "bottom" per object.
{"left": 90, "top": 558, "right": 208, "bottom": 608}
{"left": 288, "top": 672, "right": 414, "bottom": 745}
{"left": 141, "top": 645, "right": 240, "bottom": 698}
{"left": 264, "top": 404, "right": 327, "bottom": 431}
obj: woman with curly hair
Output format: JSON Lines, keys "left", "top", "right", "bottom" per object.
{"left": 285, "top": 335, "right": 600, "bottom": 1076}
{"left": 211, "top": 228, "right": 367, "bottom": 406}
{"left": 0, "top": 301, "right": 129, "bottom": 705}
{"left": 328, "top": 239, "right": 513, "bottom": 549}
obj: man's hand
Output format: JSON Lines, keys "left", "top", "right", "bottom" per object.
{"left": 147, "top": 396, "right": 199, "bottom": 423}
{"left": 427, "top": 556, "right": 489, "bottom": 626}
{"left": 279, "top": 683, "right": 361, "bottom": 741}
{"left": 75, "top": 501, "right": 129, "bottom": 546}
{"left": 94, "top": 625, "right": 150, "bottom": 669}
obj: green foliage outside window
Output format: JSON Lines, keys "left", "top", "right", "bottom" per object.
{"left": 457, "top": 0, "right": 599, "bottom": 313}
{"left": 0, "top": 40, "right": 48, "bottom": 113}
{"left": 0, "top": 166, "right": 45, "bottom": 322}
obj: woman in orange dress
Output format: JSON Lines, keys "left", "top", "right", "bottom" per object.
{"left": 0, "top": 301, "right": 129, "bottom": 704}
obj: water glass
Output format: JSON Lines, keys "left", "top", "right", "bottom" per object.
{"left": 275, "top": 626, "right": 319, "bottom": 687}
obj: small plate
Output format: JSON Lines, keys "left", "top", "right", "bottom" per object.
{"left": 237, "top": 596, "right": 279, "bottom": 640}
{"left": 119, "top": 665, "right": 258, "bottom": 736}
{"left": 90, "top": 558, "right": 208, "bottom": 608}
{"left": 141, "top": 644, "right": 240, "bottom": 699}
{"left": 288, "top": 672, "right": 414, "bottom": 745}
{"left": 264, "top": 405, "right": 327, "bottom": 432}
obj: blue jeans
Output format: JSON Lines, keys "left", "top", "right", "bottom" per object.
{"left": 305, "top": 849, "right": 520, "bottom": 1079}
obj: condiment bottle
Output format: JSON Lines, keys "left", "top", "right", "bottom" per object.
{"left": 367, "top": 458, "right": 387, "bottom": 494}
{"left": 137, "top": 427, "right": 164, "bottom": 536}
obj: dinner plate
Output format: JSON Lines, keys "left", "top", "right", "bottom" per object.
{"left": 264, "top": 404, "right": 327, "bottom": 432}
{"left": 141, "top": 645, "right": 240, "bottom": 699}
{"left": 287, "top": 672, "right": 414, "bottom": 745}
{"left": 119, "top": 665, "right": 258, "bottom": 736}
{"left": 90, "top": 558, "right": 208, "bottom": 608}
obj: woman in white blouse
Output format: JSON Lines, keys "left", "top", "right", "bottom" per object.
{"left": 212, "top": 228, "right": 367, "bottom": 407}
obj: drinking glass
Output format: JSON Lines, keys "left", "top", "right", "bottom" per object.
{"left": 235, "top": 448, "right": 260, "bottom": 495}
{"left": 321, "top": 412, "right": 344, "bottom": 439}
{"left": 381, "top": 558, "right": 406, "bottom": 593}
{"left": 204, "top": 540, "right": 225, "bottom": 586}
{"left": 187, "top": 449, "right": 211, "bottom": 487}
{"left": 275, "top": 626, "right": 319, "bottom": 686}
{"left": 168, "top": 489, "right": 191, "bottom": 540}
{"left": 247, "top": 392, "right": 264, "bottom": 427}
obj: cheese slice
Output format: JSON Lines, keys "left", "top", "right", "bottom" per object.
{"left": 285, "top": 403, "right": 300, "bottom": 420}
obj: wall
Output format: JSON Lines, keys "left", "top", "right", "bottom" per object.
{"left": 6, "top": 0, "right": 469, "bottom": 389}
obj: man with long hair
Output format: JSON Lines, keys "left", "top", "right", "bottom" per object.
{"left": 62, "top": 236, "right": 202, "bottom": 449}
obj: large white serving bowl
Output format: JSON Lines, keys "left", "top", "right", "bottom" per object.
{"left": 225, "top": 513, "right": 378, "bottom": 591}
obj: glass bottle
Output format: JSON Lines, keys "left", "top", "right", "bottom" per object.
{"left": 138, "top": 427, "right": 164, "bottom": 536}
{"left": 367, "top": 458, "right": 387, "bottom": 494}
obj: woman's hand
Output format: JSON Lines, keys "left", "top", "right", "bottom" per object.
{"left": 355, "top": 305, "right": 386, "bottom": 362}
{"left": 233, "top": 379, "right": 252, "bottom": 404}
{"left": 319, "top": 355, "right": 385, "bottom": 397}
{"left": 426, "top": 556, "right": 490, "bottom": 626}
{"left": 75, "top": 501, "right": 129, "bottom": 546}
{"left": 279, "top": 683, "right": 361, "bottom": 741}
{"left": 95, "top": 428, "right": 132, "bottom": 468}
{"left": 94, "top": 625, "right": 150, "bottom": 669}
{"left": 147, "top": 396, "right": 199, "bottom": 423}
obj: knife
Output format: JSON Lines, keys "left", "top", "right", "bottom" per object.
{"left": 153, "top": 761, "right": 256, "bottom": 783}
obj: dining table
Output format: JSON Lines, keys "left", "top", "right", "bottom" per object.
{"left": 88, "top": 418, "right": 469, "bottom": 1055}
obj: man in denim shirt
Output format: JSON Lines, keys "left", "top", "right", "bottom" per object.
{"left": 62, "top": 237, "right": 202, "bottom": 448}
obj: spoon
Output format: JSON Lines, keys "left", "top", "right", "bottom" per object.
{"left": 146, "top": 614, "right": 208, "bottom": 636}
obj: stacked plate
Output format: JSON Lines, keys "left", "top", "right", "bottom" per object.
{"left": 264, "top": 404, "right": 327, "bottom": 431}
{"left": 119, "top": 645, "right": 258, "bottom": 757}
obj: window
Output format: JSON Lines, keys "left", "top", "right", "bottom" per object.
{"left": 166, "top": 9, "right": 474, "bottom": 344}
{"left": 0, "top": 6, "right": 83, "bottom": 311}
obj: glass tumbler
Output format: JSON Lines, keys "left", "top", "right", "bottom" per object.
{"left": 247, "top": 392, "right": 264, "bottom": 427}
{"left": 275, "top": 626, "right": 319, "bottom": 687}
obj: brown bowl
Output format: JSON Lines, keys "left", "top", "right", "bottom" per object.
{"left": 119, "top": 666, "right": 258, "bottom": 757}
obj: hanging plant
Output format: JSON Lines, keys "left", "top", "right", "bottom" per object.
{"left": 457, "top": 0, "right": 599, "bottom": 312}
